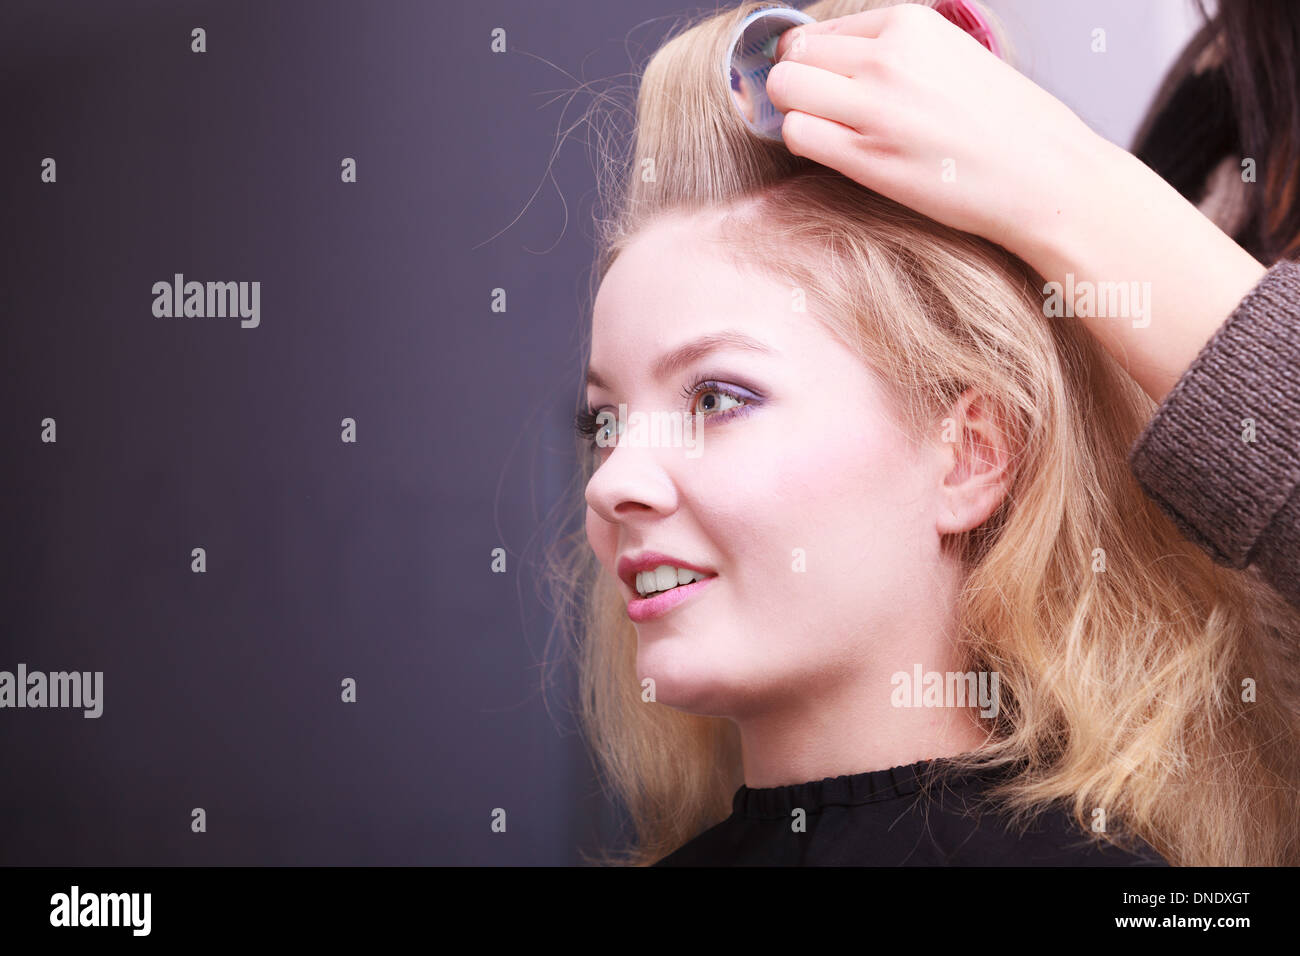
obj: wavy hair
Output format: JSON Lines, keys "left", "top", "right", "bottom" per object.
{"left": 543, "top": 0, "right": 1300, "bottom": 866}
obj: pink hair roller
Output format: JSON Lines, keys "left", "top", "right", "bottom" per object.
{"left": 934, "top": 0, "right": 1003, "bottom": 59}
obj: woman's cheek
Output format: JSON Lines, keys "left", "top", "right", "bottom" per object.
{"left": 695, "top": 432, "right": 816, "bottom": 583}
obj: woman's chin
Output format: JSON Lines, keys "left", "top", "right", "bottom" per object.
{"left": 636, "top": 649, "right": 737, "bottom": 716}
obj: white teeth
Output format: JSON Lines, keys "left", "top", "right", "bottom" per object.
{"left": 655, "top": 565, "right": 676, "bottom": 591}
{"left": 635, "top": 564, "right": 709, "bottom": 597}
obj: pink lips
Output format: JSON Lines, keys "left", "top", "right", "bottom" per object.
{"left": 627, "top": 574, "right": 717, "bottom": 623}
{"left": 615, "top": 551, "right": 718, "bottom": 623}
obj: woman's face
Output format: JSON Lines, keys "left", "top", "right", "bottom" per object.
{"left": 583, "top": 212, "right": 960, "bottom": 719}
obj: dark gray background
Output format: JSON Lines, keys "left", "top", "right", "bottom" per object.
{"left": 0, "top": 0, "right": 1197, "bottom": 864}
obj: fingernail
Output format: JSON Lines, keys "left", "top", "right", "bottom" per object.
{"left": 775, "top": 28, "right": 792, "bottom": 61}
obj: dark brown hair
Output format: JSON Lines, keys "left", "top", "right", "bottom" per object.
{"left": 1133, "top": 0, "right": 1300, "bottom": 263}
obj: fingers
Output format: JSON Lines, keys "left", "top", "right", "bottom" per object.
{"left": 780, "top": 109, "right": 873, "bottom": 182}
{"left": 773, "top": 7, "right": 894, "bottom": 61}
{"left": 766, "top": 59, "right": 870, "bottom": 132}
{"left": 777, "top": 33, "right": 878, "bottom": 78}
{"left": 773, "top": 25, "right": 806, "bottom": 63}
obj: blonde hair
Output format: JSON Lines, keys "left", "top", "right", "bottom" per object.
{"left": 543, "top": 0, "right": 1300, "bottom": 866}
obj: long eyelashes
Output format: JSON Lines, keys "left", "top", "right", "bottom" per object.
{"left": 573, "top": 407, "right": 604, "bottom": 441}
{"left": 574, "top": 380, "right": 757, "bottom": 446}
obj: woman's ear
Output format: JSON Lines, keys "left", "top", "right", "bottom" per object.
{"left": 933, "top": 388, "right": 1016, "bottom": 535}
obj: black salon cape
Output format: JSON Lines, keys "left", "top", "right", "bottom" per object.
{"left": 652, "top": 757, "right": 1169, "bottom": 866}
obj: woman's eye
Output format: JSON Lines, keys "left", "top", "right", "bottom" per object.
{"left": 577, "top": 381, "right": 755, "bottom": 454}
{"left": 573, "top": 407, "right": 622, "bottom": 450}
{"left": 595, "top": 411, "right": 619, "bottom": 445}
{"left": 693, "top": 388, "right": 743, "bottom": 415}
{"left": 683, "top": 380, "right": 755, "bottom": 419}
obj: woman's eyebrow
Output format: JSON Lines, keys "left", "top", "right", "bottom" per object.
{"left": 585, "top": 329, "right": 774, "bottom": 391}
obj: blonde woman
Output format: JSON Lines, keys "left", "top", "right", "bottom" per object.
{"left": 548, "top": 0, "right": 1300, "bottom": 866}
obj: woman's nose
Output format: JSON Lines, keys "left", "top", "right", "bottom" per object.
{"left": 583, "top": 441, "right": 679, "bottom": 524}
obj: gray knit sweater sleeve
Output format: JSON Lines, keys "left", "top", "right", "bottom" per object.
{"left": 1128, "top": 259, "right": 1300, "bottom": 610}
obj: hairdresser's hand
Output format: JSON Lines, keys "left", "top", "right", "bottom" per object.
{"left": 766, "top": 2, "right": 1100, "bottom": 261}
{"left": 766, "top": 2, "right": 1266, "bottom": 405}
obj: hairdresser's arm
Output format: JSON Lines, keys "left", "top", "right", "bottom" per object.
{"left": 1016, "top": 137, "right": 1267, "bottom": 406}
{"left": 767, "top": 2, "right": 1267, "bottom": 405}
